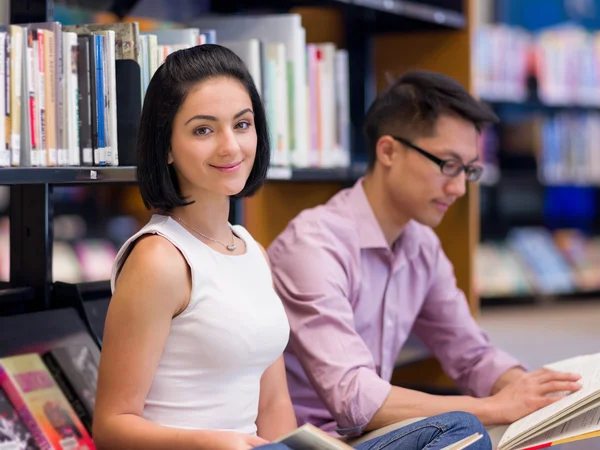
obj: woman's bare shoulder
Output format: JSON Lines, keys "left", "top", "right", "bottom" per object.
{"left": 114, "top": 234, "right": 192, "bottom": 315}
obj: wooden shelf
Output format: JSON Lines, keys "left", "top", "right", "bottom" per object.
{"left": 483, "top": 98, "right": 600, "bottom": 112}
{"left": 266, "top": 164, "right": 366, "bottom": 182}
{"left": 0, "top": 167, "right": 137, "bottom": 185}
{"left": 209, "top": 0, "right": 465, "bottom": 31}
{"left": 0, "top": 166, "right": 366, "bottom": 186}
{"left": 337, "top": 0, "right": 465, "bottom": 29}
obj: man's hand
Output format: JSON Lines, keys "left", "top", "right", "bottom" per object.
{"left": 485, "top": 368, "right": 582, "bottom": 424}
{"left": 491, "top": 367, "right": 527, "bottom": 395}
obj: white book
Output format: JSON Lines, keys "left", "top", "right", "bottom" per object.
{"left": 315, "top": 43, "right": 336, "bottom": 168}
{"left": 275, "top": 424, "right": 353, "bottom": 449}
{"left": 139, "top": 34, "right": 148, "bottom": 96}
{"left": 31, "top": 29, "right": 43, "bottom": 166}
{"left": 63, "top": 31, "right": 80, "bottom": 166}
{"left": 334, "top": 49, "right": 350, "bottom": 168}
{"left": 497, "top": 352, "right": 600, "bottom": 450}
{"left": 220, "top": 39, "right": 262, "bottom": 96}
{"left": 275, "top": 423, "right": 483, "bottom": 450}
{"left": 190, "top": 14, "right": 308, "bottom": 168}
{"left": 265, "top": 42, "right": 289, "bottom": 167}
{"left": 0, "top": 32, "right": 6, "bottom": 167}
{"left": 147, "top": 34, "right": 158, "bottom": 79}
{"left": 42, "top": 28, "right": 57, "bottom": 167}
{"left": 20, "top": 26, "right": 31, "bottom": 167}
{"left": 149, "top": 28, "right": 199, "bottom": 48}
{"left": 9, "top": 25, "right": 22, "bottom": 166}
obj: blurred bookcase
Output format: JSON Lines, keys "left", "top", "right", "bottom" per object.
{"left": 2, "top": 0, "right": 476, "bottom": 392}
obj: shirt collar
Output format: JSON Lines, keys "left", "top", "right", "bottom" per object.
{"left": 347, "top": 177, "right": 421, "bottom": 260}
{"left": 347, "top": 177, "right": 391, "bottom": 250}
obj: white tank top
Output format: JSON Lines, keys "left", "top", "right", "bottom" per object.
{"left": 110, "top": 214, "right": 290, "bottom": 434}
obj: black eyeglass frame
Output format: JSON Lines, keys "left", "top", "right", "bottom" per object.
{"left": 391, "top": 135, "right": 483, "bottom": 182}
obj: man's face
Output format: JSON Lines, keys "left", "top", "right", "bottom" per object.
{"left": 383, "top": 114, "right": 480, "bottom": 228}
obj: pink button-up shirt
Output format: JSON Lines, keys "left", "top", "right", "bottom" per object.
{"left": 267, "top": 178, "right": 521, "bottom": 436}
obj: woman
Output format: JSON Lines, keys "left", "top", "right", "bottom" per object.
{"left": 93, "top": 44, "right": 491, "bottom": 450}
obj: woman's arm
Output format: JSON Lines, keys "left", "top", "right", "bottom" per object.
{"left": 93, "top": 236, "right": 267, "bottom": 450}
{"left": 256, "top": 355, "right": 298, "bottom": 441}
{"left": 255, "top": 243, "right": 298, "bottom": 441}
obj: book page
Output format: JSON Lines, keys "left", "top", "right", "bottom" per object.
{"left": 499, "top": 352, "right": 600, "bottom": 449}
{"left": 514, "top": 404, "right": 600, "bottom": 450}
{"left": 275, "top": 424, "right": 353, "bottom": 450}
{"left": 440, "top": 432, "right": 483, "bottom": 450}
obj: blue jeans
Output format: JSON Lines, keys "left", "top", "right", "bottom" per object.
{"left": 256, "top": 411, "right": 492, "bottom": 450}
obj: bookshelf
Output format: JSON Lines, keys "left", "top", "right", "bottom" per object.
{"left": 472, "top": 19, "right": 600, "bottom": 304}
{"left": 2, "top": 0, "right": 476, "bottom": 393}
{"left": 0, "top": 167, "right": 138, "bottom": 184}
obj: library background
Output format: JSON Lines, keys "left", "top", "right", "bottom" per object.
{"left": 0, "top": 0, "right": 599, "bottom": 448}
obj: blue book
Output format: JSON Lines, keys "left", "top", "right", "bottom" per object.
{"left": 94, "top": 34, "right": 106, "bottom": 165}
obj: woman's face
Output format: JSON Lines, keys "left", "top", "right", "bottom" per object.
{"left": 169, "top": 76, "right": 257, "bottom": 199}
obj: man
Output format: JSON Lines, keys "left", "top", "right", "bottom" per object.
{"left": 267, "top": 70, "right": 582, "bottom": 440}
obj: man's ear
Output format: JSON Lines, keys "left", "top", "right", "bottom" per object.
{"left": 375, "top": 135, "right": 397, "bottom": 168}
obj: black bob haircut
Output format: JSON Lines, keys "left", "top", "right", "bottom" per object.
{"left": 136, "top": 44, "right": 270, "bottom": 211}
{"left": 363, "top": 69, "right": 499, "bottom": 170}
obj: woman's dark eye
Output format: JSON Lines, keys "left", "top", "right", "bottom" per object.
{"left": 193, "top": 127, "right": 211, "bottom": 135}
{"left": 236, "top": 121, "right": 251, "bottom": 130}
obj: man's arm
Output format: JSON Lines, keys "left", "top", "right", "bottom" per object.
{"left": 380, "top": 236, "right": 580, "bottom": 426}
{"left": 367, "top": 367, "right": 581, "bottom": 429}
{"left": 269, "top": 228, "right": 581, "bottom": 433}
{"left": 411, "top": 237, "right": 525, "bottom": 398}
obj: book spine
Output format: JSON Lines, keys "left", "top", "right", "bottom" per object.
{"left": 37, "top": 29, "right": 46, "bottom": 167}
{"left": 0, "top": 367, "right": 52, "bottom": 449}
{"left": 44, "top": 29, "right": 57, "bottom": 167}
{"left": 70, "top": 34, "right": 81, "bottom": 167}
{"left": 77, "top": 37, "right": 93, "bottom": 166}
{"left": 0, "top": 32, "right": 7, "bottom": 167}
{"left": 94, "top": 34, "right": 106, "bottom": 166}
{"left": 28, "top": 29, "right": 38, "bottom": 166}
{"left": 54, "top": 24, "right": 65, "bottom": 168}
{"left": 101, "top": 32, "right": 112, "bottom": 166}
{"left": 88, "top": 35, "right": 98, "bottom": 165}
{"left": 3, "top": 31, "right": 9, "bottom": 167}
{"left": 10, "top": 26, "right": 21, "bottom": 166}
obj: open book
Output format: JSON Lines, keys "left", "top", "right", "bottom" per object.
{"left": 494, "top": 352, "right": 600, "bottom": 450}
{"left": 275, "top": 423, "right": 483, "bottom": 450}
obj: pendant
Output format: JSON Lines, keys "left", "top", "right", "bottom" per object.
{"left": 226, "top": 244, "right": 237, "bottom": 252}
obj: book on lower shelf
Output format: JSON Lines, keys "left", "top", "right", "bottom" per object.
{"left": 0, "top": 353, "right": 95, "bottom": 450}
{"left": 0, "top": 385, "right": 38, "bottom": 450}
{"left": 492, "top": 352, "right": 600, "bottom": 450}
{"left": 275, "top": 423, "right": 483, "bottom": 450}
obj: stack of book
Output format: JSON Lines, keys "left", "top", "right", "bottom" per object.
{"left": 474, "top": 23, "right": 600, "bottom": 107}
{"left": 473, "top": 24, "right": 531, "bottom": 103}
{"left": 0, "top": 15, "right": 352, "bottom": 171}
{"left": 477, "top": 227, "right": 600, "bottom": 299}
{"left": 0, "top": 346, "right": 99, "bottom": 449}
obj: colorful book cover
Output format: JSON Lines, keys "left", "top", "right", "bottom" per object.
{"left": 0, "top": 354, "right": 95, "bottom": 450}
{"left": 0, "top": 386, "right": 38, "bottom": 450}
{"left": 42, "top": 346, "right": 99, "bottom": 434}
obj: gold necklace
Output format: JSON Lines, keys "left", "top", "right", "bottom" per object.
{"left": 169, "top": 215, "right": 237, "bottom": 252}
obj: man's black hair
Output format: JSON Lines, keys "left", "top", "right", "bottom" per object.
{"left": 363, "top": 70, "right": 498, "bottom": 170}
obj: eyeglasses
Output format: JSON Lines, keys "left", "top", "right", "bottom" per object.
{"left": 392, "top": 136, "right": 483, "bottom": 182}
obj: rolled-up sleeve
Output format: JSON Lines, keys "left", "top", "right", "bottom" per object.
{"left": 268, "top": 230, "right": 391, "bottom": 434}
{"left": 413, "top": 241, "right": 524, "bottom": 398}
